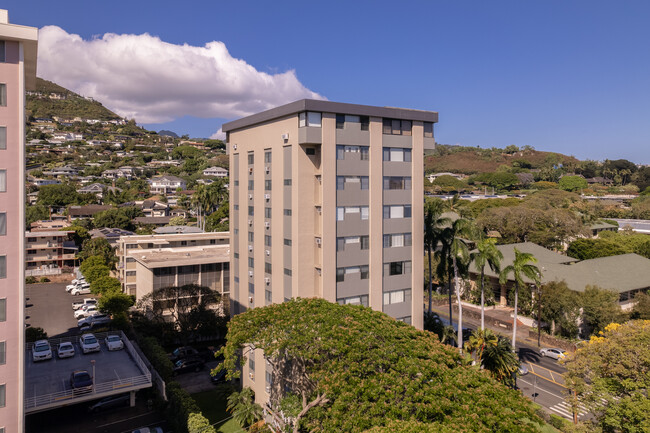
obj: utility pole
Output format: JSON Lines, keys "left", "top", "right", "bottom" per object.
{"left": 537, "top": 284, "right": 542, "bottom": 347}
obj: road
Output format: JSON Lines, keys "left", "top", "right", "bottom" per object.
{"left": 434, "top": 308, "right": 586, "bottom": 421}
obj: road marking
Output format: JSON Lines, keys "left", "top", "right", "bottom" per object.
{"left": 526, "top": 370, "right": 567, "bottom": 389}
{"left": 518, "top": 378, "right": 566, "bottom": 400}
{"left": 95, "top": 411, "right": 156, "bottom": 428}
{"left": 549, "top": 401, "right": 587, "bottom": 420}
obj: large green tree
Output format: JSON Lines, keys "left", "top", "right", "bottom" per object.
{"left": 79, "top": 237, "right": 117, "bottom": 267}
{"left": 564, "top": 320, "right": 650, "bottom": 433}
{"left": 559, "top": 175, "right": 588, "bottom": 192}
{"left": 37, "top": 183, "right": 79, "bottom": 207}
{"left": 580, "top": 286, "right": 623, "bottom": 337}
{"left": 499, "top": 248, "right": 542, "bottom": 349}
{"left": 538, "top": 281, "right": 580, "bottom": 339}
{"left": 218, "top": 299, "right": 541, "bottom": 433}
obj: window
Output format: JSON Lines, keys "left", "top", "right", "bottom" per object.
{"left": 284, "top": 268, "right": 292, "bottom": 276}
{"left": 336, "top": 145, "right": 369, "bottom": 161}
{"left": 383, "top": 147, "right": 412, "bottom": 162}
{"left": 0, "top": 383, "right": 5, "bottom": 408}
{"left": 264, "top": 208, "right": 272, "bottom": 218}
{"left": 248, "top": 153, "right": 254, "bottom": 164}
{"left": 283, "top": 209, "right": 292, "bottom": 216}
{"left": 284, "top": 238, "right": 292, "bottom": 246}
{"left": 0, "top": 170, "right": 5, "bottom": 192}
{"left": 265, "top": 180, "right": 272, "bottom": 190}
{"left": 383, "top": 176, "right": 412, "bottom": 190}
{"left": 248, "top": 257, "right": 254, "bottom": 268}
{"left": 336, "top": 114, "right": 345, "bottom": 129}
{"left": 234, "top": 205, "right": 239, "bottom": 211}
{"left": 360, "top": 236, "right": 369, "bottom": 250}
{"left": 265, "top": 290, "right": 272, "bottom": 304}
{"left": 0, "top": 84, "right": 6, "bottom": 107}
{"left": 264, "top": 235, "right": 271, "bottom": 247}
{"left": 264, "top": 150, "right": 272, "bottom": 163}
{"left": 27, "top": 250, "right": 36, "bottom": 255}
{"left": 0, "top": 126, "right": 5, "bottom": 150}
{"left": 126, "top": 271, "right": 136, "bottom": 277}
{"left": 249, "top": 283, "right": 255, "bottom": 295}
{"left": 383, "top": 118, "right": 412, "bottom": 135}
{"left": 0, "top": 40, "right": 5, "bottom": 62}
{"left": 383, "top": 205, "right": 411, "bottom": 219}
{"left": 265, "top": 370, "right": 273, "bottom": 386}
{"left": 383, "top": 289, "right": 412, "bottom": 306}
{"left": 337, "top": 295, "right": 369, "bottom": 307}
{"left": 397, "top": 316, "right": 412, "bottom": 325}
{"left": 248, "top": 206, "right": 254, "bottom": 216}
{"left": 383, "top": 233, "right": 412, "bottom": 247}
{"left": 248, "top": 180, "right": 254, "bottom": 190}
{"left": 360, "top": 116, "right": 369, "bottom": 131}
{"left": 360, "top": 265, "right": 369, "bottom": 279}
{"left": 265, "top": 262, "right": 272, "bottom": 274}
{"left": 248, "top": 232, "right": 254, "bottom": 242}
{"left": 384, "top": 261, "right": 412, "bottom": 276}
{"left": 0, "top": 341, "right": 5, "bottom": 365}
{"left": 234, "top": 252, "right": 239, "bottom": 259}
{"left": 0, "top": 213, "right": 5, "bottom": 236}
{"left": 284, "top": 179, "right": 292, "bottom": 186}
{"left": 299, "top": 112, "right": 322, "bottom": 127}
{"left": 336, "top": 206, "right": 369, "bottom": 221}
{"left": 424, "top": 122, "right": 434, "bottom": 138}
{"left": 249, "top": 357, "right": 255, "bottom": 372}
{"left": 337, "top": 175, "right": 369, "bottom": 190}
{"left": 0, "top": 257, "right": 5, "bottom": 279}
{"left": 305, "top": 147, "right": 316, "bottom": 155}
{"left": 0, "top": 298, "right": 5, "bottom": 321}
{"left": 336, "top": 265, "right": 369, "bottom": 282}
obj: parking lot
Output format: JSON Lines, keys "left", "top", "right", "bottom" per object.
{"left": 25, "top": 282, "right": 81, "bottom": 337}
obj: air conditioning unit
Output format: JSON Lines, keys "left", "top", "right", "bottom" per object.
{"left": 264, "top": 222, "right": 270, "bottom": 229}
{"left": 249, "top": 167, "right": 253, "bottom": 174}
{"left": 248, "top": 194, "right": 253, "bottom": 200}
{"left": 249, "top": 372, "right": 255, "bottom": 380}
{"left": 249, "top": 270, "right": 254, "bottom": 277}
{"left": 265, "top": 166, "right": 270, "bottom": 174}
{"left": 315, "top": 237, "right": 322, "bottom": 245}
{"left": 264, "top": 194, "right": 271, "bottom": 201}
{"left": 232, "top": 144, "right": 237, "bottom": 151}
{"left": 265, "top": 249, "right": 270, "bottom": 256}
{"left": 264, "top": 277, "right": 270, "bottom": 285}
{"left": 248, "top": 245, "right": 253, "bottom": 252}
{"left": 265, "top": 385, "right": 271, "bottom": 393}
{"left": 248, "top": 219, "right": 253, "bottom": 226}
{"left": 281, "top": 133, "right": 289, "bottom": 140}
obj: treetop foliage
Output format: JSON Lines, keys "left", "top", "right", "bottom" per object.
{"left": 220, "top": 298, "right": 540, "bottom": 433}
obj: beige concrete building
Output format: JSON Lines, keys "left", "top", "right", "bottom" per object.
{"left": 0, "top": 9, "right": 38, "bottom": 432}
{"left": 117, "top": 232, "right": 229, "bottom": 299}
{"left": 25, "top": 231, "right": 77, "bottom": 273}
{"left": 223, "top": 99, "right": 436, "bottom": 401}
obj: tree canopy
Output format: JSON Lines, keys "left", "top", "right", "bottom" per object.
{"left": 559, "top": 175, "right": 588, "bottom": 192}
{"left": 38, "top": 183, "right": 79, "bottom": 207}
{"left": 219, "top": 298, "right": 541, "bottom": 433}
{"left": 564, "top": 321, "right": 650, "bottom": 433}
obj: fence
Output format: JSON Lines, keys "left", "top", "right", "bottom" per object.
{"left": 26, "top": 268, "right": 62, "bottom": 277}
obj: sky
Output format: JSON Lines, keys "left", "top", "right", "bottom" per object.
{"left": 5, "top": 0, "right": 650, "bottom": 163}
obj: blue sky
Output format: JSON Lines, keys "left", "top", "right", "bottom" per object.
{"left": 6, "top": 1, "right": 650, "bottom": 163}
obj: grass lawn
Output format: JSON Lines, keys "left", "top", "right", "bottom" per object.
{"left": 192, "top": 386, "right": 241, "bottom": 433}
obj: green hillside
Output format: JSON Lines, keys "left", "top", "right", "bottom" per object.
{"left": 27, "top": 78, "right": 121, "bottom": 121}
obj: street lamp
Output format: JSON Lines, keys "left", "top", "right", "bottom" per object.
{"left": 91, "top": 359, "right": 96, "bottom": 393}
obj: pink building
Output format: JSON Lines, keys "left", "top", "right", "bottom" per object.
{"left": 0, "top": 9, "right": 38, "bottom": 433}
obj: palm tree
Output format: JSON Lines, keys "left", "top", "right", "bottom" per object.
{"left": 470, "top": 238, "right": 503, "bottom": 331}
{"left": 481, "top": 334, "right": 519, "bottom": 387}
{"left": 442, "top": 217, "right": 474, "bottom": 350}
{"left": 499, "top": 248, "right": 542, "bottom": 350}
{"left": 226, "top": 387, "right": 263, "bottom": 428}
{"left": 424, "top": 200, "right": 450, "bottom": 314}
{"left": 465, "top": 328, "right": 499, "bottom": 366}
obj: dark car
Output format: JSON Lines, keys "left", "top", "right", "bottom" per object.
{"left": 70, "top": 370, "right": 93, "bottom": 393}
{"left": 210, "top": 365, "right": 227, "bottom": 384}
{"left": 169, "top": 346, "right": 200, "bottom": 363}
{"left": 88, "top": 393, "right": 130, "bottom": 412}
{"left": 172, "top": 357, "right": 205, "bottom": 375}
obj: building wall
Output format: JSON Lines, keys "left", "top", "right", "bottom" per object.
{"left": 0, "top": 16, "right": 37, "bottom": 431}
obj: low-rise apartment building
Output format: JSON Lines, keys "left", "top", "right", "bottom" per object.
{"left": 25, "top": 231, "right": 77, "bottom": 272}
{"left": 149, "top": 175, "right": 186, "bottom": 195}
{"left": 117, "top": 231, "right": 229, "bottom": 297}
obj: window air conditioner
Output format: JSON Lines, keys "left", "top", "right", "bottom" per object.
{"left": 265, "top": 166, "right": 270, "bottom": 174}
{"left": 265, "top": 277, "right": 270, "bottom": 285}
{"left": 249, "top": 270, "right": 254, "bottom": 277}
{"left": 249, "top": 372, "right": 255, "bottom": 379}
{"left": 264, "top": 194, "right": 271, "bottom": 201}
{"left": 248, "top": 219, "right": 253, "bottom": 226}
{"left": 249, "top": 194, "right": 253, "bottom": 200}
{"left": 281, "top": 133, "right": 289, "bottom": 140}
{"left": 265, "top": 222, "right": 270, "bottom": 229}
{"left": 315, "top": 237, "right": 322, "bottom": 245}
{"left": 265, "top": 386, "right": 271, "bottom": 393}
{"left": 232, "top": 144, "right": 237, "bottom": 151}
{"left": 248, "top": 245, "right": 253, "bottom": 252}
{"left": 249, "top": 167, "right": 253, "bottom": 174}
{"left": 265, "top": 249, "right": 270, "bottom": 256}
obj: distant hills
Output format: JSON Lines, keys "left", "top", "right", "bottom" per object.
{"left": 26, "top": 78, "right": 121, "bottom": 121}
{"left": 158, "top": 130, "right": 179, "bottom": 138}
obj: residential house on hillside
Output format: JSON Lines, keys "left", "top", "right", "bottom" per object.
{"left": 28, "top": 178, "right": 60, "bottom": 186}
{"left": 137, "top": 200, "right": 169, "bottom": 217}
{"left": 586, "top": 176, "right": 614, "bottom": 186}
{"left": 89, "top": 227, "right": 135, "bottom": 246}
{"left": 102, "top": 167, "right": 134, "bottom": 180}
{"left": 67, "top": 205, "right": 112, "bottom": 221}
{"left": 203, "top": 166, "right": 228, "bottom": 178}
{"left": 77, "top": 183, "right": 122, "bottom": 201}
{"left": 149, "top": 175, "right": 186, "bottom": 195}
{"left": 50, "top": 131, "right": 83, "bottom": 142}
{"left": 147, "top": 159, "right": 182, "bottom": 168}
{"left": 427, "top": 172, "right": 465, "bottom": 183}
{"left": 25, "top": 231, "right": 78, "bottom": 275}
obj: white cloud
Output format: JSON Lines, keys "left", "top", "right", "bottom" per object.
{"left": 210, "top": 127, "right": 226, "bottom": 140}
{"left": 37, "top": 26, "right": 325, "bottom": 123}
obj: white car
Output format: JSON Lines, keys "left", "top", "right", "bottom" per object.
{"left": 72, "top": 298, "right": 97, "bottom": 310}
{"left": 132, "top": 427, "right": 163, "bottom": 433}
{"left": 106, "top": 334, "right": 124, "bottom": 351}
{"left": 79, "top": 333, "right": 101, "bottom": 354}
{"left": 57, "top": 341, "right": 75, "bottom": 358}
{"left": 540, "top": 348, "right": 567, "bottom": 360}
{"left": 78, "top": 314, "right": 111, "bottom": 329}
{"left": 74, "top": 306, "right": 99, "bottom": 319}
{"left": 71, "top": 286, "right": 91, "bottom": 296}
{"left": 32, "top": 340, "right": 52, "bottom": 362}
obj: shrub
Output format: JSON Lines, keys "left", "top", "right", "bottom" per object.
{"left": 138, "top": 336, "right": 174, "bottom": 381}
{"left": 25, "top": 276, "right": 37, "bottom": 284}
{"left": 25, "top": 326, "right": 48, "bottom": 342}
{"left": 549, "top": 413, "right": 570, "bottom": 430}
{"left": 167, "top": 381, "right": 201, "bottom": 433}
{"left": 39, "top": 277, "right": 50, "bottom": 283}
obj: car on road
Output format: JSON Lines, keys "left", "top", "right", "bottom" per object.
{"left": 78, "top": 314, "right": 111, "bottom": 329}
{"left": 70, "top": 370, "right": 93, "bottom": 393}
{"left": 106, "top": 334, "right": 124, "bottom": 351}
{"left": 79, "top": 333, "right": 101, "bottom": 354}
{"left": 540, "top": 348, "right": 567, "bottom": 360}
{"left": 518, "top": 363, "right": 529, "bottom": 376}
{"left": 72, "top": 298, "right": 97, "bottom": 310}
{"left": 57, "top": 341, "right": 75, "bottom": 359}
{"left": 87, "top": 393, "right": 130, "bottom": 412}
{"left": 32, "top": 340, "right": 52, "bottom": 362}
{"left": 132, "top": 427, "right": 163, "bottom": 433}
{"left": 172, "top": 357, "right": 205, "bottom": 375}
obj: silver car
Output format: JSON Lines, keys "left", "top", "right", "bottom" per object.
{"left": 79, "top": 333, "right": 101, "bottom": 354}
{"left": 540, "top": 348, "right": 567, "bottom": 360}
{"left": 57, "top": 341, "right": 75, "bottom": 359}
{"left": 32, "top": 340, "right": 52, "bottom": 362}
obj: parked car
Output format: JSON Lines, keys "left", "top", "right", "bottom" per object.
{"left": 70, "top": 370, "right": 93, "bottom": 393}
{"left": 57, "top": 341, "right": 75, "bottom": 359}
{"left": 169, "top": 346, "right": 200, "bottom": 362}
{"left": 75, "top": 306, "right": 99, "bottom": 319}
{"left": 132, "top": 427, "right": 163, "bottom": 433}
{"left": 540, "top": 348, "right": 567, "bottom": 360}
{"left": 79, "top": 333, "right": 101, "bottom": 354}
{"left": 72, "top": 298, "right": 97, "bottom": 310}
{"left": 71, "top": 286, "right": 92, "bottom": 296}
{"left": 172, "top": 357, "right": 205, "bottom": 375}
{"left": 32, "top": 340, "right": 52, "bottom": 362}
{"left": 87, "top": 393, "right": 130, "bottom": 412}
{"left": 78, "top": 314, "right": 111, "bottom": 329}
{"left": 106, "top": 334, "right": 124, "bottom": 351}
{"left": 66, "top": 284, "right": 78, "bottom": 293}
{"left": 210, "top": 365, "right": 227, "bottom": 384}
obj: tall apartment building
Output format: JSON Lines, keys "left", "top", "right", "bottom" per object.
{"left": 223, "top": 100, "right": 436, "bottom": 400}
{"left": 0, "top": 10, "right": 38, "bottom": 433}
